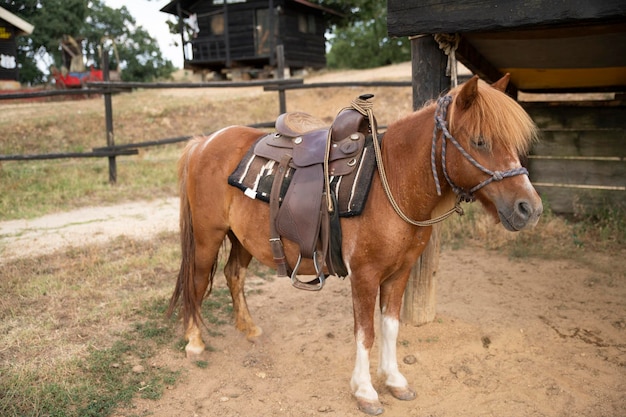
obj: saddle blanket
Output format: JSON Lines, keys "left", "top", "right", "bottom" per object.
{"left": 228, "top": 134, "right": 378, "bottom": 217}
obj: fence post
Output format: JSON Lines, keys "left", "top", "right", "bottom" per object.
{"left": 276, "top": 44, "right": 287, "bottom": 114}
{"left": 102, "top": 52, "right": 117, "bottom": 184}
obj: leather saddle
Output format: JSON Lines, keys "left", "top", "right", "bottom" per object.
{"left": 253, "top": 96, "right": 372, "bottom": 290}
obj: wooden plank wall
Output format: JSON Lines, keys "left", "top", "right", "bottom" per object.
{"left": 524, "top": 102, "right": 626, "bottom": 215}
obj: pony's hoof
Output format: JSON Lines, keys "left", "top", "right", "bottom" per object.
{"left": 185, "top": 344, "right": 205, "bottom": 361}
{"left": 388, "top": 385, "right": 416, "bottom": 401}
{"left": 356, "top": 397, "right": 384, "bottom": 415}
{"left": 246, "top": 326, "right": 263, "bottom": 342}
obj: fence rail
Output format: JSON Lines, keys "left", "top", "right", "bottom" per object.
{"left": 0, "top": 72, "right": 411, "bottom": 181}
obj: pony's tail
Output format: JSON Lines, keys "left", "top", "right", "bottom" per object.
{"left": 167, "top": 139, "right": 215, "bottom": 330}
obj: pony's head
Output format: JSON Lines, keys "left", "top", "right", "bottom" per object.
{"left": 443, "top": 74, "right": 543, "bottom": 231}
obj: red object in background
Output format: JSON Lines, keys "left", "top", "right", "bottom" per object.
{"left": 52, "top": 66, "right": 103, "bottom": 88}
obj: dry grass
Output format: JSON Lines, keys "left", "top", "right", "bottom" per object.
{"left": 0, "top": 233, "right": 179, "bottom": 373}
{"left": 1, "top": 75, "right": 412, "bottom": 221}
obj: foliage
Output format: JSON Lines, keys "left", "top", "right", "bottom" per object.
{"left": 1, "top": 0, "right": 175, "bottom": 84}
{"left": 319, "top": 0, "right": 411, "bottom": 69}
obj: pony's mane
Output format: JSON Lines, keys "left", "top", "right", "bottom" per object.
{"left": 449, "top": 80, "right": 538, "bottom": 156}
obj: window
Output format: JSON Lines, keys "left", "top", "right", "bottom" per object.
{"left": 297, "top": 13, "right": 316, "bottom": 34}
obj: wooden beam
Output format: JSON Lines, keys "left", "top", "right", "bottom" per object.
{"left": 401, "top": 36, "right": 449, "bottom": 326}
{"left": 411, "top": 36, "right": 449, "bottom": 108}
{"left": 455, "top": 36, "right": 518, "bottom": 97}
{"left": 387, "top": 0, "right": 626, "bottom": 38}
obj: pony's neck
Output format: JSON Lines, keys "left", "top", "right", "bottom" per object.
{"left": 381, "top": 103, "right": 455, "bottom": 220}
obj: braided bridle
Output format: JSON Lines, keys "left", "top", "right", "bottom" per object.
{"left": 431, "top": 95, "right": 529, "bottom": 203}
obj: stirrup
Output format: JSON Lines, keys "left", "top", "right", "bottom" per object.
{"left": 290, "top": 251, "right": 326, "bottom": 291}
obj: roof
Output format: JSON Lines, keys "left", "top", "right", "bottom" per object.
{"left": 161, "top": 0, "right": 342, "bottom": 18}
{"left": 0, "top": 6, "right": 34, "bottom": 36}
{"left": 387, "top": 0, "right": 626, "bottom": 93}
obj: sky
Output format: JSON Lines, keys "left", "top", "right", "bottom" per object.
{"left": 102, "top": 0, "right": 184, "bottom": 68}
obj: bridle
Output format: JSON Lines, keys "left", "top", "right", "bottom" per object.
{"left": 351, "top": 94, "right": 529, "bottom": 227}
{"left": 431, "top": 95, "right": 529, "bottom": 203}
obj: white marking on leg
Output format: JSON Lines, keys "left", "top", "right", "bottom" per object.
{"left": 185, "top": 322, "right": 205, "bottom": 356}
{"left": 379, "top": 315, "right": 408, "bottom": 388}
{"left": 350, "top": 330, "right": 378, "bottom": 401}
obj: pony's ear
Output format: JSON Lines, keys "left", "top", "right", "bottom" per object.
{"left": 491, "top": 73, "right": 510, "bottom": 92}
{"left": 456, "top": 75, "right": 479, "bottom": 110}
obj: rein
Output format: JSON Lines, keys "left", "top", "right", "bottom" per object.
{"left": 351, "top": 94, "right": 528, "bottom": 228}
{"left": 351, "top": 97, "right": 462, "bottom": 227}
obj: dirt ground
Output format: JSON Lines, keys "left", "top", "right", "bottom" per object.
{"left": 111, "top": 245, "right": 624, "bottom": 417}
{"left": 2, "top": 62, "right": 625, "bottom": 416}
{"left": 3, "top": 200, "right": 624, "bottom": 417}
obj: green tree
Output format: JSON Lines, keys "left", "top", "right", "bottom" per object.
{"left": 1, "top": 0, "right": 174, "bottom": 84}
{"left": 318, "top": 0, "right": 410, "bottom": 69}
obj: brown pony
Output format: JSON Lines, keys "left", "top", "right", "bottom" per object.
{"left": 168, "top": 75, "right": 543, "bottom": 415}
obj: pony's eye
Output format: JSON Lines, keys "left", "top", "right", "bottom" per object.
{"left": 472, "top": 136, "right": 487, "bottom": 149}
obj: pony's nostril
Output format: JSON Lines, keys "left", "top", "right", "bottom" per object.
{"left": 517, "top": 200, "right": 531, "bottom": 218}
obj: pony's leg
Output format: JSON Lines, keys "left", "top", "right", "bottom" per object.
{"left": 350, "top": 274, "right": 384, "bottom": 416}
{"left": 185, "top": 237, "right": 223, "bottom": 358}
{"left": 225, "top": 232, "right": 262, "bottom": 340}
{"left": 378, "top": 273, "right": 416, "bottom": 401}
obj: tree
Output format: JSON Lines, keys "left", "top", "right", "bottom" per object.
{"left": 1, "top": 0, "right": 175, "bottom": 84}
{"left": 318, "top": 0, "right": 410, "bottom": 69}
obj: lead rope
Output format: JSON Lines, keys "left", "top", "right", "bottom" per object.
{"left": 434, "top": 33, "right": 460, "bottom": 88}
{"left": 350, "top": 97, "right": 463, "bottom": 227}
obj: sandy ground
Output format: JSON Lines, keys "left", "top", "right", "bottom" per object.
{"left": 121, "top": 237, "right": 626, "bottom": 417}
{"left": 1, "top": 62, "right": 624, "bottom": 416}
{"left": 1, "top": 197, "right": 624, "bottom": 417}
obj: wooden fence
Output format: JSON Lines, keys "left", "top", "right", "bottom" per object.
{"left": 0, "top": 75, "right": 410, "bottom": 182}
{"left": 525, "top": 101, "right": 626, "bottom": 215}
{"left": 2, "top": 73, "right": 623, "bottom": 215}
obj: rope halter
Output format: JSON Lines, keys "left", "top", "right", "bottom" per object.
{"left": 431, "top": 95, "right": 530, "bottom": 203}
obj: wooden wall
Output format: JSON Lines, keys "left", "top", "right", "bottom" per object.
{"left": 525, "top": 101, "right": 626, "bottom": 215}
{"left": 0, "top": 20, "right": 18, "bottom": 81}
{"left": 280, "top": 7, "right": 326, "bottom": 69}
{"left": 183, "top": 0, "right": 327, "bottom": 71}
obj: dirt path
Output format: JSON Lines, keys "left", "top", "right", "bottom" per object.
{"left": 0, "top": 198, "right": 178, "bottom": 262}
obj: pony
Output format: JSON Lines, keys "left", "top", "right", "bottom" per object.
{"left": 168, "top": 75, "right": 543, "bottom": 415}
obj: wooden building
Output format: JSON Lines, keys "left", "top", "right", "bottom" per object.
{"left": 161, "top": 0, "right": 340, "bottom": 77}
{"left": 387, "top": 0, "right": 626, "bottom": 326}
{"left": 388, "top": 0, "right": 626, "bottom": 215}
{"left": 0, "top": 6, "right": 34, "bottom": 87}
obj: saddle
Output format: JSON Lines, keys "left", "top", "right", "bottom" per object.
{"left": 253, "top": 95, "right": 373, "bottom": 290}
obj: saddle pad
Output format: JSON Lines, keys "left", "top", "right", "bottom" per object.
{"left": 228, "top": 134, "right": 378, "bottom": 217}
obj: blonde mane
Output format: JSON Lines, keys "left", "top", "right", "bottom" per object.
{"left": 449, "top": 80, "right": 538, "bottom": 156}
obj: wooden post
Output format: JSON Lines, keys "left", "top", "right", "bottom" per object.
{"left": 276, "top": 44, "right": 287, "bottom": 114}
{"left": 102, "top": 52, "right": 116, "bottom": 184}
{"left": 401, "top": 35, "right": 450, "bottom": 325}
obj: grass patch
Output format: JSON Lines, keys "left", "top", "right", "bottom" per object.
{"left": 1, "top": 304, "right": 181, "bottom": 417}
{"left": 0, "top": 147, "right": 180, "bottom": 220}
{"left": 440, "top": 201, "right": 626, "bottom": 261}
{"left": 0, "top": 233, "right": 237, "bottom": 417}
{"left": 0, "top": 87, "right": 412, "bottom": 221}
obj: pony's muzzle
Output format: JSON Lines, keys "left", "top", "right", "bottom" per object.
{"left": 499, "top": 197, "right": 543, "bottom": 231}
